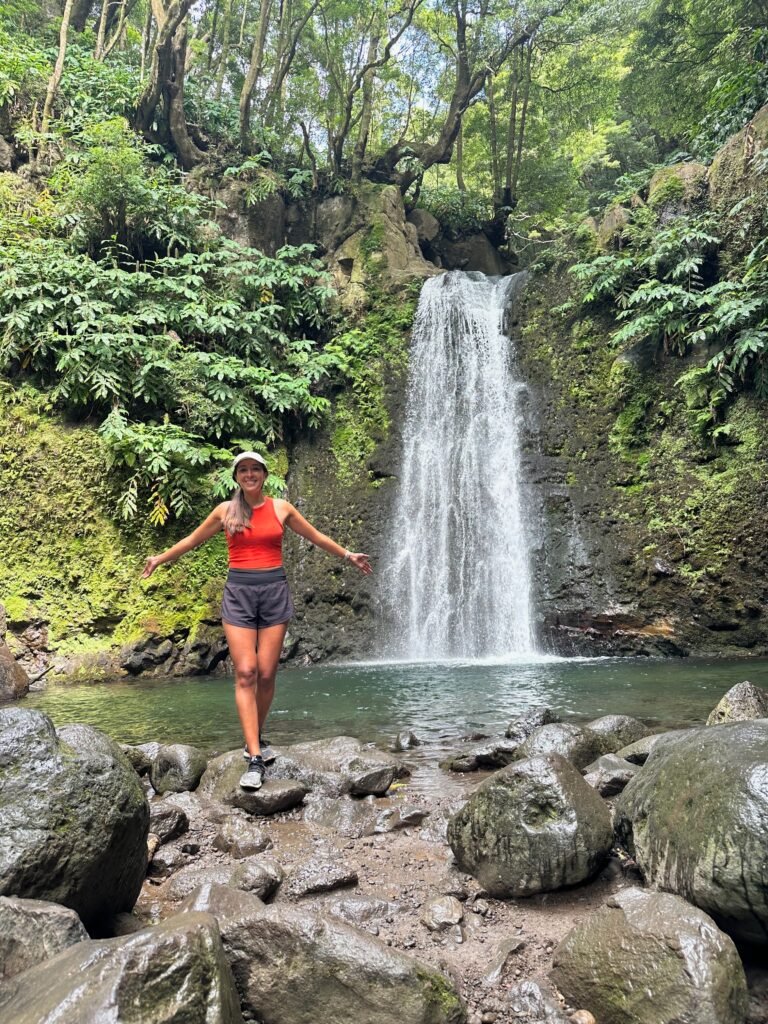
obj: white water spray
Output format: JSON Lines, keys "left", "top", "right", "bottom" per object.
{"left": 381, "top": 271, "right": 537, "bottom": 660}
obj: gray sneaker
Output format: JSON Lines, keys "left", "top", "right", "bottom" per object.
{"left": 239, "top": 756, "right": 266, "bottom": 790}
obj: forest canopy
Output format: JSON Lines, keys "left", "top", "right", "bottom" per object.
{"left": 0, "top": 0, "right": 766, "bottom": 521}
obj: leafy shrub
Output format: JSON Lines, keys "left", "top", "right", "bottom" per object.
{"left": 570, "top": 174, "right": 768, "bottom": 436}
{"left": 48, "top": 119, "right": 213, "bottom": 257}
{"left": 416, "top": 186, "right": 492, "bottom": 234}
{"left": 0, "top": 229, "right": 338, "bottom": 522}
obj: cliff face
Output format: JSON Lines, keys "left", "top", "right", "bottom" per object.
{"left": 3, "top": 115, "right": 768, "bottom": 682}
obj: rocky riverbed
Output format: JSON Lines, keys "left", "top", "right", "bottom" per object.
{"left": 1, "top": 682, "right": 767, "bottom": 1024}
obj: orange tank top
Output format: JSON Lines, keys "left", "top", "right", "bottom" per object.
{"left": 226, "top": 498, "right": 284, "bottom": 569}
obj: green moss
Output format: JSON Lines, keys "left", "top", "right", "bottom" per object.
{"left": 415, "top": 968, "right": 466, "bottom": 1023}
{"left": 327, "top": 282, "right": 418, "bottom": 485}
{"left": 648, "top": 168, "right": 686, "bottom": 208}
{"left": 0, "top": 391, "right": 227, "bottom": 664}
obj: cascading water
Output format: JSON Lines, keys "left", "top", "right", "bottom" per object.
{"left": 381, "top": 270, "right": 537, "bottom": 660}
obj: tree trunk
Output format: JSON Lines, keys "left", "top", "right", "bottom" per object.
{"left": 351, "top": 35, "right": 379, "bottom": 181}
{"left": 41, "top": 0, "right": 75, "bottom": 136}
{"left": 135, "top": 0, "right": 204, "bottom": 168}
{"left": 456, "top": 121, "right": 466, "bottom": 191}
{"left": 70, "top": 0, "right": 93, "bottom": 32}
{"left": 487, "top": 72, "right": 501, "bottom": 204}
{"left": 239, "top": 0, "right": 273, "bottom": 150}
{"left": 213, "top": 0, "right": 233, "bottom": 100}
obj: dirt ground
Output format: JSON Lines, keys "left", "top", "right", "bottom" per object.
{"left": 136, "top": 744, "right": 768, "bottom": 1024}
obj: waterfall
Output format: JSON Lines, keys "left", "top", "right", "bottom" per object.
{"left": 381, "top": 270, "right": 537, "bottom": 660}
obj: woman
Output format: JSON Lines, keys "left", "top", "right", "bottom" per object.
{"left": 142, "top": 451, "right": 372, "bottom": 790}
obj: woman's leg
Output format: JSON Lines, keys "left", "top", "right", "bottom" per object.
{"left": 255, "top": 621, "right": 288, "bottom": 738}
{"left": 223, "top": 622, "right": 261, "bottom": 757}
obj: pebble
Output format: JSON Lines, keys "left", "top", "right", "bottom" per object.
{"left": 570, "top": 1013, "right": 596, "bottom": 1024}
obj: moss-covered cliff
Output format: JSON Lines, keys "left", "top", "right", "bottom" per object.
{"left": 3, "top": 114, "right": 768, "bottom": 681}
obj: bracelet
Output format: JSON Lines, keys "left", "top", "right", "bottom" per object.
{"left": 343, "top": 550, "right": 351, "bottom": 560}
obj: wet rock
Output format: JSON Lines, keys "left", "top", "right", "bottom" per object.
{"left": 149, "top": 801, "right": 189, "bottom": 844}
{"left": 447, "top": 754, "right": 612, "bottom": 897}
{"left": 506, "top": 980, "right": 570, "bottom": 1022}
{"left": 212, "top": 813, "right": 273, "bottom": 857}
{"left": 442, "top": 752, "right": 481, "bottom": 773}
{"left": 272, "top": 736, "right": 403, "bottom": 797}
{"left": 615, "top": 730, "right": 682, "bottom": 765}
{"left": 121, "top": 744, "right": 152, "bottom": 775}
{"left": 505, "top": 708, "right": 560, "bottom": 744}
{"left": 422, "top": 895, "right": 464, "bottom": 932}
{"left": 0, "top": 641, "right": 29, "bottom": 701}
{"left": 706, "top": 680, "right": 768, "bottom": 725}
{"left": 302, "top": 792, "right": 379, "bottom": 837}
{"left": 0, "top": 912, "right": 241, "bottom": 1023}
{"left": 392, "top": 730, "right": 421, "bottom": 751}
{"left": 231, "top": 856, "right": 284, "bottom": 900}
{"left": 0, "top": 710, "right": 148, "bottom": 929}
{"left": 517, "top": 724, "right": 604, "bottom": 771}
{"left": 481, "top": 938, "right": 526, "bottom": 988}
{"left": 551, "top": 887, "right": 748, "bottom": 1024}
{"left": 0, "top": 896, "right": 88, "bottom": 980}
{"left": 615, "top": 720, "right": 768, "bottom": 944}
{"left": 473, "top": 739, "right": 524, "bottom": 769}
{"left": 199, "top": 750, "right": 308, "bottom": 815}
{"left": 148, "top": 842, "right": 192, "bottom": 879}
{"left": 164, "top": 861, "right": 236, "bottom": 901}
{"left": 584, "top": 715, "right": 650, "bottom": 754}
{"left": 582, "top": 754, "right": 640, "bottom": 797}
{"left": 375, "top": 805, "right": 430, "bottom": 833}
{"left": 150, "top": 743, "right": 208, "bottom": 794}
{"left": 325, "top": 896, "right": 400, "bottom": 929}
{"left": 183, "top": 883, "right": 465, "bottom": 1024}
{"left": 286, "top": 858, "right": 359, "bottom": 898}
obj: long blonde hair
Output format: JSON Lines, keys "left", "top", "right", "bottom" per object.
{"left": 224, "top": 488, "right": 257, "bottom": 535}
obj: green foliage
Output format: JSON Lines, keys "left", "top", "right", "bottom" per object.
{"left": 223, "top": 154, "right": 314, "bottom": 204}
{"left": 570, "top": 168, "right": 768, "bottom": 436}
{"left": 48, "top": 119, "right": 212, "bottom": 257}
{"left": 416, "top": 186, "right": 491, "bottom": 234}
{"left": 0, "top": 25, "right": 48, "bottom": 111}
{"left": 0, "top": 196, "right": 339, "bottom": 521}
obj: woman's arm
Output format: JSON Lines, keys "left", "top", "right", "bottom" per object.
{"left": 280, "top": 501, "right": 372, "bottom": 575}
{"left": 142, "top": 503, "right": 228, "bottom": 578}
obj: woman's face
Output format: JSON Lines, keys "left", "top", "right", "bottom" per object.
{"left": 236, "top": 460, "right": 267, "bottom": 493}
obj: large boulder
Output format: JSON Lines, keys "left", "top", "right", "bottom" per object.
{"left": 585, "top": 715, "right": 650, "bottom": 754}
{"left": 0, "top": 641, "right": 28, "bottom": 701}
{"left": 150, "top": 743, "right": 208, "bottom": 794}
{"left": 447, "top": 754, "right": 613, "bottom": 897}
{"left": 550, "top": 887, "right": 748, "bottom": 1024}
{"left": 615, "top": 720, "right": 768, "bottom": 944}
{"left": 517, "top": 724, "right": 604, "bottom": 770}
{"left": 582, "top": 754, "right": 640, "bottom": 798}
{"left": 706, "top": 680, "right": 768, "bottom": 725}
{"left": 179, "top": 883, "right": 465, "bottom": 1024}
{"left": 708, "top": 104, "right": 768, "bottom": 219}
{"left": 270, "top": 735, "right": 402, "bottom": 797}
{"left": 199, "top": 750, "right": 308, "bottom": 814}
{"left": 0, "top": 895, "right": 88, "bottom": 980}
{"left": 0, "top": 911, "right": 242, "bottom": 1023}
{"left": 0, "top": 711, "right": 149, "bottom": 929}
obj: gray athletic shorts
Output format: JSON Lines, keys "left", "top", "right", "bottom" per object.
{"left": 221, "top": 568, "right": 295, "bottom": 630}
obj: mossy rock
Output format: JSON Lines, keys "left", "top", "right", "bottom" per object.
{"left": 708, "top": 103, "right": 768, "bottom": 217}
{"left": 647, "top": 162, "right": 708, "bottom": 211}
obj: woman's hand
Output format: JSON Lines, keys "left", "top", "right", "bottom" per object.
{"left": 347, "top": 552, "right": 373, "bottom": 575}
{"left": 142, "top": 555, "right": 163, "bottom": 579}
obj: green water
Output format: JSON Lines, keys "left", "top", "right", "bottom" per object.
{"left": 24, "top": 655, "right": 768, "bottom": 755}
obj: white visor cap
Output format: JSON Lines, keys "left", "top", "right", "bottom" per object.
{"left": 232, "top": 451, "right": 268, "bottom": 475}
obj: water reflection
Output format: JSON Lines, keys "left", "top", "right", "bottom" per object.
{"left": 23, "top": 656, "right": 768, "bottom": 754}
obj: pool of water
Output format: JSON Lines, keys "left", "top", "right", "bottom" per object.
{"left": 23, "top": 654, "right": 768, "bottom": 754}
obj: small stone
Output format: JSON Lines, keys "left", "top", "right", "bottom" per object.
{"left": 570, "top": 1012, "right": 596, "bottom": 1024}
{"left": 421, "top": 895, "right": 464, "bottom": 932}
